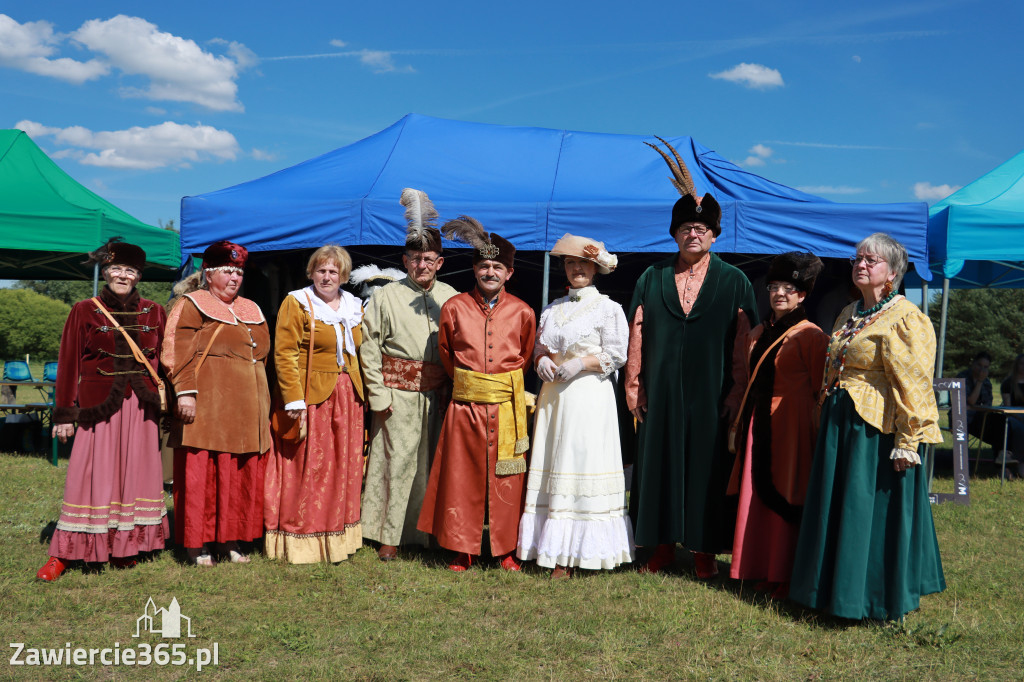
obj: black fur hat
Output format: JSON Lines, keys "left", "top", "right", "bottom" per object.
{"left": 670, "top": 193, "right": 721, "bottom": 237}
{"left": 766, "top": 251, "right": 824, "bottom": 293}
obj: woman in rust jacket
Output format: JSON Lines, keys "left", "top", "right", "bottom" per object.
{"left": 166, "top": 240, "right": 271, "bottom": 567}
{"left": 726, "top": 252, "right": 827, "bottom": 599}
{"left": 37, "top": 239, "right": 169, "bottom": 581}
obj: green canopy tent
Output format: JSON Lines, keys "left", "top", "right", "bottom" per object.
{"left": 0, "top": 129, "right": 180, "bottom": 282}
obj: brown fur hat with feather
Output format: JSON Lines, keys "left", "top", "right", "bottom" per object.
{"left": 441, "top": 215, "right": 515, "bottom": 269}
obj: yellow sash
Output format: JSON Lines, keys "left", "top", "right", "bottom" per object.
{"left": 452, "top": 367, "right": 529, "bottom": 476}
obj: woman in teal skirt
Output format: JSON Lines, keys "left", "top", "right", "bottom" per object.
{"left": 790, "top": 233, "right": 946, "bottom": 621}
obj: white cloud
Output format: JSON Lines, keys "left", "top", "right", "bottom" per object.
{"left": 740, "top": 143, "right": 774, "bottom": 167}
{"left": 852, "top": 55, "right": 862, "bottom": 63}
{"left": 0, "top": 14, "right": 108, "bottom": 83}
{"left": 913, "top": 181, "right": 960, "bottom": 201}
{"left": 17, "top": 119, "right": 240, "bottom": 170}
{"left": 70, "top": 15, "right": 252, "bottom": 112}
{"left": 796, "top": 185, "right": 869, "bottom": 195}
{"left": 357, "top": 49, "right": 415, "bottom": 74}
{"left": 709, "top": 62, "right": 783, "bottom": 89}
{"left": 145, "top": 106, "right": 166, "bottom": 115}
{"left": 251, "top": 148, "right": 277, "bottom": 161}
{"left": 330, "top": 39, "right": 347, "bottom": 48}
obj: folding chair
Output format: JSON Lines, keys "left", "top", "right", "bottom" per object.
{"left": 43, "top": 362, "right": 58, "bottom": 382}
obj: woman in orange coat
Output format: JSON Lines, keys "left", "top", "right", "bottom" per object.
{"left": 727, "top": 252, "right": 827, "bottom": 599}
{"left": 168, "top": 241, "right": 271, "bottom": 567}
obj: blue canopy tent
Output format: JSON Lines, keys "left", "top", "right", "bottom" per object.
{"left": 904, "top": 149, "right": 1024, "bottom": 373}
{"left": 182, "top": 114, "right": 931, "bottom": 288}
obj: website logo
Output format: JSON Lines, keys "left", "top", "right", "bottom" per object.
{"left": 11, "top": 597, "right": 219, "bottom": 671}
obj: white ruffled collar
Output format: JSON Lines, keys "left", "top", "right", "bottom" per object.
{"left": 288, "top": 286, "right": 362, "bottom": 364}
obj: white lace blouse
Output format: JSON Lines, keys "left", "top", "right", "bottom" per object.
{"left": 534, "top": 286, "right": 628, "bottom": 377}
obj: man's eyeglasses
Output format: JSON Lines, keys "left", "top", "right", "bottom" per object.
{"left": 766, "top": 283, "right": 798, "bottom": 294}
{"left": 107, "top": 266, "right": 139, "bottom": 278}
{"left": 850, "top": 255, "right": 885, "bottom": 267}
{"left": 407, "top": 256, "right": 440, "bottom": 266}
{"left": 678, "top": 225, "right": 710, "bottom": 236}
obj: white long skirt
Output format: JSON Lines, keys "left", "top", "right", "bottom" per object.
{"left": 517, "top": 372, "right": 634, "bottom": 570}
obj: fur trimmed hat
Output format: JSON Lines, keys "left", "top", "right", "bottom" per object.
{"left": 86, "top": 237, "right": 146, "bottom": 272}
{"left": 670, "top": 193, "right": 721, "bottom": 237}
{"left": 400, "top": 188, "right": 443, "bottom": 253}
{"left": 441, "top": 216, "right": 515, "bottom": 269}
{"left": 766, "top": 251, "right": 824, "bottom": 293}
{"left": 202, "top": 240, "right": 248, "bottom": 271}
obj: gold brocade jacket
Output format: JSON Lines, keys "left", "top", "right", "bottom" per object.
{"left": 274, "top": 293, "right": 365, "bottom": 407}
{"left": 827, "top": 296, "right": 942, "bottom": 450}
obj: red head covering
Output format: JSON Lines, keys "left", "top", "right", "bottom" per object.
{"left": 202, "top": 240, "right": 248, "bottom": 270}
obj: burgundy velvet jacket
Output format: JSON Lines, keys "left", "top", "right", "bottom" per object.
{"left": 53, "top": 286, "right": 166, "bottom": 425}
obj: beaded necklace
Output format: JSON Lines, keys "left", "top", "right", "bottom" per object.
{"left": 821, "top": 290, "right": 899, "bottom": 399}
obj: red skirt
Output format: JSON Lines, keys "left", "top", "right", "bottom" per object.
{"left": 264, "top": 373, "right": 364, "bottom": 563}
{"left": 173, "top": 445, "right": 268, "bottom": 549}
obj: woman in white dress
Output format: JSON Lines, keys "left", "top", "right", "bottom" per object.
{"left": 517, "top": 234, "right": 635, "bottom": 578}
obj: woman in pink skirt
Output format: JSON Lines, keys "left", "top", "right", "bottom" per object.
{"left": 264, "top": 245, "right": 365, "bottom": 563}
{"left": 37, "top": 239, "right": 170, "bottom": 581}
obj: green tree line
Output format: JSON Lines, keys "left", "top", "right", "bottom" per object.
{"left": 932, "top": 288, "right": 1024, "bottom": 377}
{"left": 0, "top": 280, "right": 173, "bottom": 360}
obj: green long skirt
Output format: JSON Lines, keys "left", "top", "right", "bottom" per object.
{"left": 790, "top": 390, "right": 946, "bottom": 620}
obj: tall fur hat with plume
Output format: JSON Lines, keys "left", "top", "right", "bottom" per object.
{"left": 645, "top": 136, "right": 722, "bottom": 237}
{"left": 400, "top": 188, "right": 443, "bottom": 253}
{"left": 441, "top": 215, "right": 515, "bottom": 269}
{"left": 84, "top": 236, "right": 147, "bottom": 273}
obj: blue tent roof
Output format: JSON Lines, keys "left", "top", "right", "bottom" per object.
{"left": 916, "top": 149, "right": 1024, "bottom": 287}
{"left": 181, "top": 114, "right": 931, "bottom": 279}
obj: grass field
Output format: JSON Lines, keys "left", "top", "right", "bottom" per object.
{"left": 1, "top": 451, "right": 1022, "bottom": 681}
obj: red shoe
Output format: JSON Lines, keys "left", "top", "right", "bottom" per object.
{"left": 36, "top": 557, "right": 67, "bottom": 582}
{"left": 111, "top": 556, "right": 137, "bottom": 570}
{"left": 377, "top": 545, "right": 398, "bottom": 562}
{"left": 448, "top": 552, "right": 473, "bottom": 572}
{"left": 499, "top": 553, "right": 521, "bottom": 572}
{"left": 692, "top": 551, "right": 719, "bottom": 579}
{"left": 770, "top": 582, "right": 790, "bottom": 600}
{"left": 638, "top": 544, "right": 675, "bottom": 574}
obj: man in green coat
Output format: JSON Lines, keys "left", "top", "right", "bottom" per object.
{"left": 360, "top": 189, "right": 458, "bottom": 561}
{"left": 625, "top": 191, "right": 756, "bottom": 578}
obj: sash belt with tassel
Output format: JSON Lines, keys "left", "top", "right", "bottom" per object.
{"left": 452, "top": 367, "right": 529, "bottom": 476}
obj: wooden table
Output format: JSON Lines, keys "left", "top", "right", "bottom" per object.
{"left": 972, "top": 405, "right": 1024, "bottom": 485}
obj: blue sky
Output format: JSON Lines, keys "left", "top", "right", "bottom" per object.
{"left": 2, "top": 0, "right": 1022, "bottom": 228}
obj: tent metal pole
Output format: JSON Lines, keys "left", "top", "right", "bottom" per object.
{"left": 936, "top": 277, "right": 950, "bottom": 377}
{"left": 93, "top": 263, "right": 99, "bottom": 296}
{"left": 921, "top": 282, "right": 929, "bottom": 316}
{"left": 541, "top": 251, "right": 550, "bottom": 309}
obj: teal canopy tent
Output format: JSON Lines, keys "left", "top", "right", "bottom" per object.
{"left": 907, "top": 149, "right": 1024, "bottom": 372}
{"left": 0, "top": 129, "right": 180, "bottom": 281}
